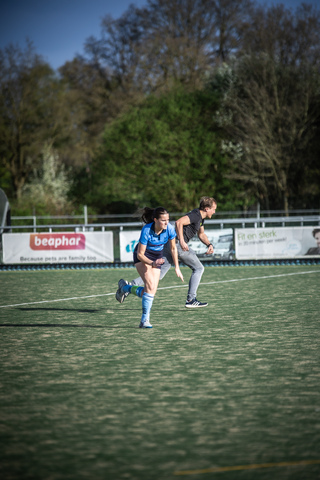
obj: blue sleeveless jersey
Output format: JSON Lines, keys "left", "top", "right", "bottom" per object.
{"left": 139, "top": 222, "right": 176, "bottom": 252}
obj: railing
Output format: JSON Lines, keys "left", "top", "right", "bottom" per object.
{"left": 4, "top": 215, "right": 320, "bottom": 233}
{"left": 206, "top": 215, "right": 320, "bottom": 228}
{"left": 10, "top": 205, "right": 320, "bottom": 226}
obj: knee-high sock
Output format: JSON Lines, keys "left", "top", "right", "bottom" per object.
{"left": 141, "top": 292, "right": 154, "bottom": 323}
{"left": 131, "top": 285, "right": 144, "bottom": 298}
{"left": 123, "top": 284, "right": 144, "bottom": 298}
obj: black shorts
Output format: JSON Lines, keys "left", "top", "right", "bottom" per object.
{"left": 133, "top": 244, "right": 163, "bottom": 269}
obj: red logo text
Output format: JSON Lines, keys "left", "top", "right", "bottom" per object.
{"left": 30, "top": 233, "right": 85, "bottom": 250}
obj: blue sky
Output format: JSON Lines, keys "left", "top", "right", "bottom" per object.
{"left": 1, "top": 0, "right": 318, "bottom": 70}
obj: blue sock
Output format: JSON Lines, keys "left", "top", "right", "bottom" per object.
{"left": 131, "top": 285, "right": 144, "bottom": 298}
{"left": 123, "top": 284, "right": 144, "bottom": 298}
{"left": 141, "top": 292, "right": 154, "bottom": 323}
{"left": 122, "top": 284, "right": 131, "bottom": 293}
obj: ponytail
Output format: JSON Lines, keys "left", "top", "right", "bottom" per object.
{"left": 137, "top": 206, "right": 168, "bottom": 224}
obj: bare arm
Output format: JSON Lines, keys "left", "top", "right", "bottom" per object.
{"left": 197, "top": 227, "right": 214, "bottom": 255}
{"left": 175, "top": 215, "right": 191, "bottom": 251}
{"left": 169, "top": 238, "right": 184, "bottom": 281}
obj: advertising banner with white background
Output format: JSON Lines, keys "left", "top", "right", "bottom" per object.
{"left": 119, "top": 230, "right": 141, "bottom": 262}
{"left": 235, "top": 226, "right": 320, "bottom": 260}
{"left": 120, "top": 228, "right": 234, "bottom": 262}
{"left": 2, "top": 231, "right": 114, "bottom": 264}
{"left": 188, "top": 228, "right": 234, "bottom": 259}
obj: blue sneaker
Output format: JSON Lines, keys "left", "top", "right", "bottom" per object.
{"left": 139, "top": 320, "right": 153, "bottom": 328}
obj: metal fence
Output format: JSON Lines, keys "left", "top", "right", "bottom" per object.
{"left": 7, "top": 204, "right": 320, "bottom": 232}
{"left": 7, "top": 215, "right": 320, "bottom": 233}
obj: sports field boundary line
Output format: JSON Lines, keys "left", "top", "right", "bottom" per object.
{"left": 173, "top": 459, "right": 320, "bottom": 476}
{"left": 0, "top": 269, "right": 319, "bottom": 309}
{"left": 158, "top": 269, "right": 320, "bottom": 290}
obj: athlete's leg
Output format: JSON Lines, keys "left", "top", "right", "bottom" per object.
{"left": 131, "top": 276, "right": 144, "bottom": 287}
{"left": 140, "top": 292, "right": 154, "bottom": 325}
{"left": 115, "top": 279, "right": 143, "bottom": 303}
{"left": 135, "top": 262, "right": 161, "bottom": 296}
{"left": 123, "top": 284, "right": 144, "bottom": 297}
{"left": 116, "top": 245, "right": 172, "bottom": 304}
{"left": 135, "top": 262, "right": 161, "bottom": 327}
{"left": 177, "top": 244, "right": 204, "bottom": 301}
{"left": 159, "top": 243, "right": 173, "bottom": 280}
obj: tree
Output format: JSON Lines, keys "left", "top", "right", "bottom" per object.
{"left": 22, "top": 143, "right": 72, "bottom": 214}
{"left": 137, "top": 0, "right": 216, "bottom": 89}
{"left": 241, "top": 2, "right": 320, "bottom": 67}
{"left": 93, "top": 4, "right": 147, "bottom": 94}
{"left": 59, "top": 56, "right": 115, "bottom": 174}
{"left": 59, "top": 9, "right": 151, "bottom": 183}
{"left": 0, "top": 42, "right": 70, "bottom": 201}
{"left": 213, "top": 2, "right": 320, "bottom": 211}
{"left": 83, "top": 0, "right": 254, "bottom": 95}
{"left": 211, "top": 0, "right": 254, "bottom": 62}
{"left": 211, "top": 56, "right": 320, "bottom": 211}
{"left": 85, "top": 88, "right": 244, "bottom": 213}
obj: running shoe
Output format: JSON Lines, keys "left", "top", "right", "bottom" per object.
{"left": 185, "top": 298, "right": 208, "bottom": 308}
{"left": 115, "top": 279, "right": 129, "bottom": 304}
{"left": 139, "top": 320, "right": 153, "bottom": 328}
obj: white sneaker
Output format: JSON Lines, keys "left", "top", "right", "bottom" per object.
{"left": 139, "top": 320, "right": 153, "bottom": 328}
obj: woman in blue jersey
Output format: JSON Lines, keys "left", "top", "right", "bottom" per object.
{"left": 119, "top": 206, "right": 184, "bottom": 329}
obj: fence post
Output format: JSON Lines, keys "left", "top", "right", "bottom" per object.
{"left": 84, "top": 205, "right": 88, "bottom": 227}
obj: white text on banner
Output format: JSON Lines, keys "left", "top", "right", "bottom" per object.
{"left": 2, "top": 231, "right": 114, "bottom": 264}
{"left": 235, "top": 226, "right": 320, "bottom": 260}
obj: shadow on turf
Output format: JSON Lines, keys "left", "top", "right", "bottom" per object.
{"left": 0, "top": 307, "right": 141, "bottom": 328}
{"left": 0, "top": 323, "right": 139, "bottom": 329}
{"left": 18, "top": 307, "right": 103, "bottom": 313}
{"left": 16, "top": 307, "right": 182, "bottom": 312}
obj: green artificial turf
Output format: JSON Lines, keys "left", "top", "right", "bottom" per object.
{"left": 0, "top": 265, "right": 319, "bottom": 480}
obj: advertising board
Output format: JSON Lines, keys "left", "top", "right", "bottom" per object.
{"left": 2, "top": 231, "right": 114, "bottom": 264}
{"left": 119, "top": 230, "right": 140, "bottom": 262}
{"left": 188, "top": 228, "right": 234, "bottom": 259}
{"left": 235, "top": 226, "right": 320, "bottom": 260}
{"left": 120, "top": 228, "right": 235, "bottom": 262}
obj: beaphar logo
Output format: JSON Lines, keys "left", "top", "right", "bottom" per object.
{"left": 30, "top": 233, "right": 86, "bottom": 250}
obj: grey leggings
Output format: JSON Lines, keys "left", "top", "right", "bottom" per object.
{"left": 132, "top": 242, "right": 204, "bottom": 301}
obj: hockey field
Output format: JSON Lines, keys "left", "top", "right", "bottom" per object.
{"left": 0, "top": 264, "right": 320, "bottom": 480}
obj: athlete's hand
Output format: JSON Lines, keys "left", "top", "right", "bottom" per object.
{"left": 180, "top": 240, "right": 189, "bottom": 251}
{"left": 206, "top": 244, "right": 214, "bottom": 255}
{"left": 175, "top": 267, "right": 184, "bottom": 282}
{"left": 153, "top": 258, "right": 165, "bottom": 267}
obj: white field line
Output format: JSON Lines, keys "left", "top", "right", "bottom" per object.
{"left": 0, "top": 269, "right": 319, "bottom": 309}
{"left": 173, "top": 459, "right": 320, "bottom": 476}
{"left": 158, "top": 269, "right": 320, "bottom": 290}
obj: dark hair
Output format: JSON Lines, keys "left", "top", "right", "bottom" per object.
{"left": 312, "top": 228, "right": 320, "bottom": 237}
{"left": 138, "top": 206, "right": 168, "bottom": 224}
{"left": 199, "top": 196, "right": 217, "bottom": 210}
